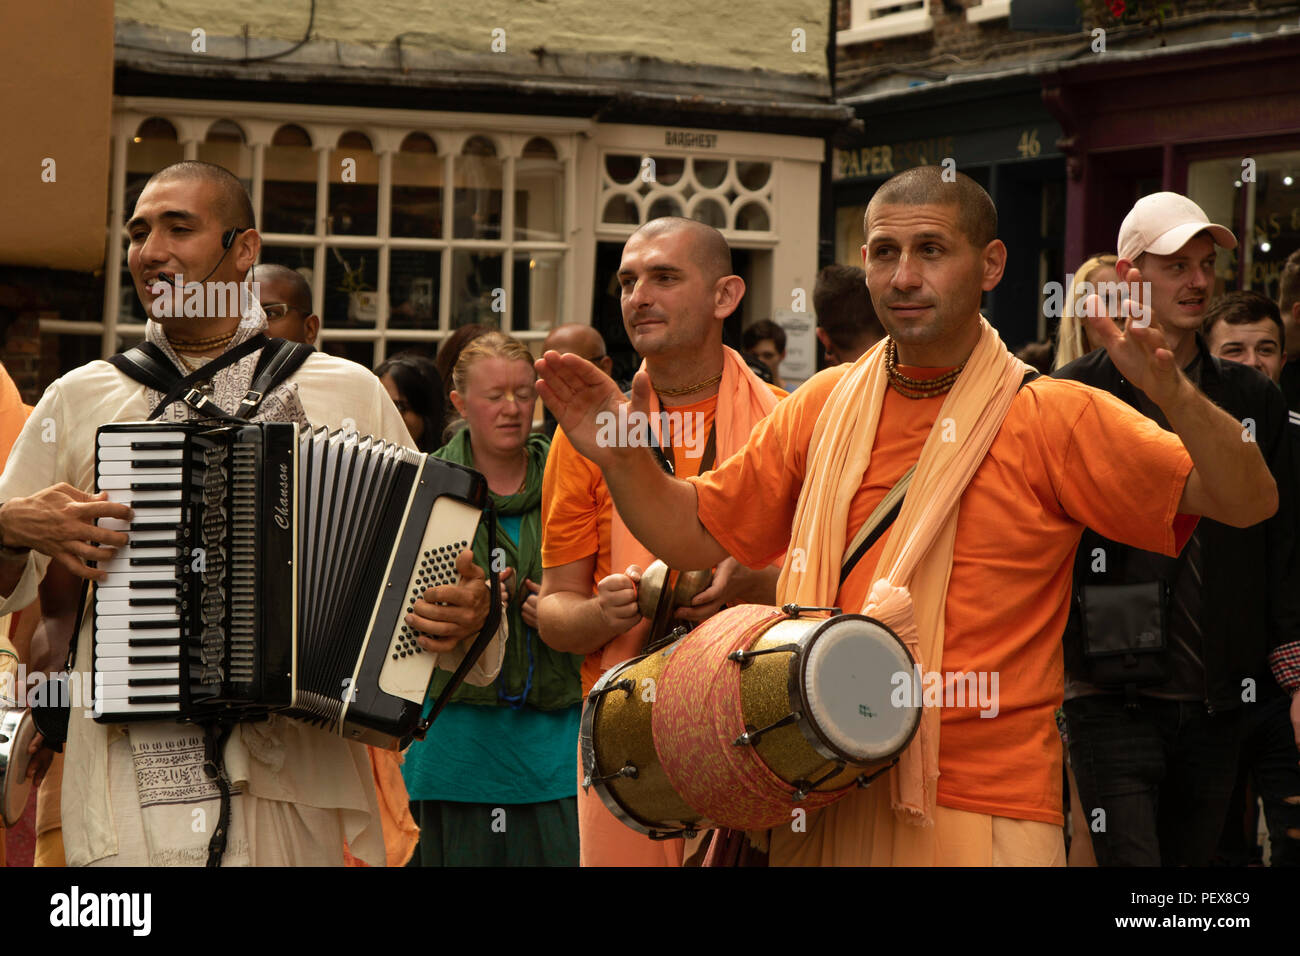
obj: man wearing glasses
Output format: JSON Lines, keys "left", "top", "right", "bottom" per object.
{"left": 259, "top": 263, "right": 320, "bottom": 346}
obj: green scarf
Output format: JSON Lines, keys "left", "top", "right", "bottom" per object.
{"left": 428, "top": 429, "right": 582, "bottom": 710}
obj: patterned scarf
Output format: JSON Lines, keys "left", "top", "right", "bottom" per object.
{"left": 143, "top": 304, "right": 309, "bottom": 427}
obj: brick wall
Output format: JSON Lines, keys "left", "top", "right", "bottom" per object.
{"left": 0, "top": 313, "right": 41, "bottom": 405}
{"left": 0, "top": 267, "right": 106, "bottom": 404}
{"left": 835, "top": 0, "right": 1279, "bottom": 93}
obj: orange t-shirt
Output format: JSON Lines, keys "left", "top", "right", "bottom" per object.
{"left": 542, "top": 385, "right": 785, "bottom": 695}
{"left": 689, "top": 364, "right": 1196, "bottom": 826}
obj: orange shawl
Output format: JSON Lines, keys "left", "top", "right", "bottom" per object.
{"left": 776, "top": 318, "right": 1028, "bottom": 828}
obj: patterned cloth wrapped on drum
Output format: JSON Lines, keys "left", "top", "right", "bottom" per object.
{"left": 580, "top": 603, "right": 921, "bottom": 836}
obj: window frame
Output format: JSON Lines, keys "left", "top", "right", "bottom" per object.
{"left": 72, "top": 97, "right": 591, "bottom": 365}
{"left": 838, "top": 0, "right": 934, "bottom": 44}
{"left": 965, "top": 0, "right": 1011, "bottom": 22}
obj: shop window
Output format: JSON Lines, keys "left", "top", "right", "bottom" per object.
{"left": 264, "top": 124, "right": 317, "bottom": 235}
{"left": 454, "top": 136, "right": 503, "bottom": 240}
{"left": 599, "top": 152, "right": 777, "bottom": 237}
{"left": 393, "top": 132, "right": 444, "bottom": 238}
{"left": 516, "top": 136, "right": 564, "bottom": 242}
{"left": 325, "top": 245, "right": 380, "bottom": 328}
{"left": 838, "top": 0, "right": 933, "bottom": 44}
{"left": 451, "top": 250, "right": 505, "bottom": 327}
{"left": 389, "top": 249, "right": 441, "bottom": 329}
{"left": 1189, "top": 150, "right": 1300, "bottom": 296}
{"left": 329, "top": 130, "right": 379, "bottom": 236}
{"left": 512, "top": 250, "right": 563, "bottom": 333}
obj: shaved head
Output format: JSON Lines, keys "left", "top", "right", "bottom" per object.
{"left": 544, "top": 322, "right": 606, "bottom": 359}
{"left": 866, "top": 166, "right": 997, "bottom": 250}
{"left": 141, "top": 160, "right": 255, "bottom": 231}
{"left": 631, "top": 216, "right": 732, "bottom": 281}
{"left": 256, "top": 264, "right": 313, "bottom": 315}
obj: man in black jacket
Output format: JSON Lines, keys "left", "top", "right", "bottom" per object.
{"left": 1054, "top": 192, "right": 1300, "bottom": 866}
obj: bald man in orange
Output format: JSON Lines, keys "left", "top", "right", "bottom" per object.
{"left": 537, "top": 218, "right": 785, "bottom": 866}
{"left": 537, "top": 168, "right": 1278, "bottom": 865}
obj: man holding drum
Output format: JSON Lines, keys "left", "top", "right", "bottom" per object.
{"left": 537, "top": 166, "right": 1278, "bottom": 866}
{"left": 538, "top": 217, "right": 786, "bottom": 866}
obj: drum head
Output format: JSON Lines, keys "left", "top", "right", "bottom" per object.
{"left": 799, "top": 616, "right": 919, "bottom": 764}
{"left": 0, "top": 705, "right": 36, "bottom": 827}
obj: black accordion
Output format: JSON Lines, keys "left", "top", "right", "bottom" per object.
{"left": 91, "top": 421, "right": 496, "bottom": 747}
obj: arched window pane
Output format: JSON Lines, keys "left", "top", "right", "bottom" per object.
{"left": 522, "top": 137, "right": 557, "bottom": 160}
{"left": 735, "top": 202, "right": 770, "bottom": 231}
{"left": 736, "top": 161, "right": 771, "bottom": 192}
{"left": 647, "top": 196, "right": 683, "bottom": 220}
{"left": 125, "top": 117, "right": 183, "bottom": 211}
{"left": 693, "top": 159, "right": 728, "bottom": 189}
{"left": 454, "top": 136, "right": 502, "bottom": 239}
{"left": 605, "top": 154, "right": 640, "bottom": 185}
{"left": 646, "top": 156, "right": 684, "bottom": 188}
{"left": 272, "top": 124, "right": 312, "bottom": 147}
{"left": 516, "top": 138, "right": 563, "bottom": 242}
{"left": 690, "top": 198, "right": 726, "bottom": 229}
{"left": 264, "top": 125, "right": 317, "bottom": 234}
{"left": 198, "top": 120, "right": 252, "bottom": 197}
{"left": 392, "top": 133, "right": 443, "bottom": 238}
{"left": 601, "top": 195, "right": 639, "bottom": 225}
{"left": 329, "top": 130, "right": 378, "bottom": 235}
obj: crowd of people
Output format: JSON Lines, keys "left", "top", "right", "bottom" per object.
{"left": 0, "top": 157, "right": 1296, "bottom": 868}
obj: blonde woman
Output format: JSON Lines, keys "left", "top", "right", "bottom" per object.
{"left": 402, "top": 331, "right": 583, "bottom": 866}
{"left": 1052, "top": 254, "right": 1121, "bottom": 370}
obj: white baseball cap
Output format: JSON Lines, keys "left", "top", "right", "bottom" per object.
{"left": 1117, "top": 192, "right": 1237, "bottom": 263}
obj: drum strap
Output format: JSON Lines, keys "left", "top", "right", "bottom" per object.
{"left": 649, "top": 421, "right": 717, "bottom": 476}
{"left": 838, "top": 368, "right": 1040, "bottom": 586}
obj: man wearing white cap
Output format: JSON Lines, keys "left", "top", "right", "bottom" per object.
{"left": 1054, "top": 192, "right": 1300, "bottom": 866}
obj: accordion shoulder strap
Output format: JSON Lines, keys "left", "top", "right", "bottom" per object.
{"left": 106, "top": 341, "right": 180, "bottom": 395}
{"left": 236, "top": 339, "right": 314, "bottom": 420}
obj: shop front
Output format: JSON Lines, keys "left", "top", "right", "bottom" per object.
{"left": 1043, "top": 32, "right": 1300, "bottom": 299}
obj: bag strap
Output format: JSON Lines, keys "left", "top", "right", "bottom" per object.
{"left": 839, "top": 367, "right": 1040, "bottom": 585}
{"left": 235, "top": 338, "right": 314, "bottom": 420}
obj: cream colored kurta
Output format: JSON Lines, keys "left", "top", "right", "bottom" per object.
{"left": 0, "top": 352, "right": 504, "bottom": 866}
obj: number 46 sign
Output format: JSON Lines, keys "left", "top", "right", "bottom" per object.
{"left": 1017, "top": 129, "right": 1041, "bottom": 158}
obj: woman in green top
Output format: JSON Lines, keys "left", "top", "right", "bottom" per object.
{"left": 402, "top": 331, "right": 584, "bottom": 866}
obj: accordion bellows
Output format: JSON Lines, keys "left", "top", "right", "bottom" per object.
{"left": 92, "top": 421, "right": 490, "bottom": 747}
